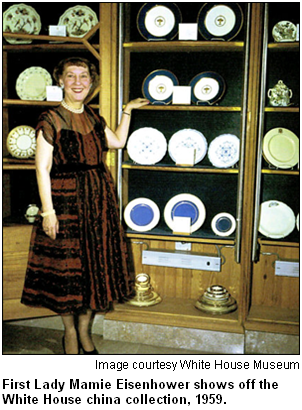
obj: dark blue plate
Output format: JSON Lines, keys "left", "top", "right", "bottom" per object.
{"left": 189, "top": 71, "right": 226, "bottom": 105}
{"left": 137, "top": 3, "right": 182, "bottom": 41}
{"left": 142, "top": 69, "right": 179, "bottom": 105}
{"left": 197, "top": 3, "right": 243, "bottom": 41}
{"left": 124, "top": 198, "right": 160, "bottom": 232}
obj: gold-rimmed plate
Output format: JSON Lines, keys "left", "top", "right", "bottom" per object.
{"left": 7, "top": 125, "right": 36, "bottom": 158}
{"left": 263, "top": 128, "right": 299, "bottom": 169}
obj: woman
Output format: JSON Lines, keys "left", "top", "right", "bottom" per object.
{"left": 21, "top": 57, "right": 149, "bottom": 354}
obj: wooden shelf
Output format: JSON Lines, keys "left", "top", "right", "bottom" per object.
{"left": 3, "top": 100, "right": 100, "bottom": 109}
{"left": 258, "top": 238, "right": 299, "bottom": 248}
{"left": 122, "top": 162, "right": 239, "bottom": 174}
{"left": 126, "top": 231, "right": 235, "bottom": 245}
{"left": 268, "top": 42, "right": 299, "bottom": 51}
{"left": 107, "top": 297, "right": 243, "bottom": 334}
{"left": 245, "top": 305, "right": 299, "bottom": 335}
{"left": 123, "top": 41, "right": 244, "bottom": 53}
{"left": 264, "top": 107, "right": 299, "bottom": 113}
{"left": 261, "top": 169, "right": 299, "bottom": 176}
{"left": 137, "top": 105, "right": 242, "bottom": 112}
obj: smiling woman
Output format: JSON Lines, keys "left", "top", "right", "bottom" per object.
{"left": 21, "top": 56, "right": 149, "bottom": 355}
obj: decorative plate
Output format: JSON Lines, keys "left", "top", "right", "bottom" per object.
{"left": 58, "top": 5, "right": 98, "bottom": 38}
{"left": 197, "top": 3, "right": 244, "bottom": 41}
{"left": 3, "top": 3, "right": 41, "bottom": 44}
{"left": 296, "top": 214, "right": 299, "bottom": 231}
{"left": 168, "top": 129, "right": 208, "bottom": 164}
{"left": 272, "top": 21, "right": 297, "bottom": 42}
{"left": 189, "top": 72, "right": 226, "bottom": 105}
{"left": 16, "top": 67, "right": 52, "bottom": 101}
{"left": 137, "top": 3, "right": 182, "bottom": 41}
{"left": 127, "top": 127, "right": 167, "bottom": 165}
{"left": 263, "top": 128, "right": 299, "bottom": 169}
{"left": 259, "top": 200, "right": 296, "bottom": 239}
{"left": 124, "top": 198, "right": 160, "bottom": 232}
{"left": 211, "top": 212, "right": 236, "bottom": 237}
{"left": 164, "top": 193, "right": 206, "bottom": 233}
{"left": 7, "top": 125, "right": 36, "bottom": 158}
{"left": 208, "top": 134, "right": 240, "bottom": 168}
{"left": 142, "top": 69, "right": 179, "bottom": 104}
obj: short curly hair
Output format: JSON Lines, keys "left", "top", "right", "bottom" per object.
{"left": 53, "top": 57, "right": 99, "bottom": 101}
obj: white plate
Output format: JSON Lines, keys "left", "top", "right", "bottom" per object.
{"left": 197, "top": 3, "right": 243, "bottom": 41}
{"left": 16, "top": 67, "right": 52, "bottom": 101}
{"left": 145, "top": 5, "right": 176, "bottom": 38}
{"left": 7, "top": 125, "right": 36, "bottom": 158}
{"left": 58, "top": 5, "right": 98, "bottom": 37}
{"left": 272, "top": 21, "right": 297, "bottom": 42}
{"left": 142, "top": 70, "right": 179, "bottom": 104}
{"left": 127, "top": 127, "right": 167, "bottom": 165}
{"left": 164, "top": 194, "right": 206, "bottom": 233}
{"left": 124, "top": 198, "right": 160, "bottom": 232}
{"left": 208, "top": 134, "right": 240, "bottom": 168}
{"left": 168, "top": 129, "right": 208, "bottom": 165}
{"left": 3, "top": 3, "right": 41, "bottom": 44}
{"left": 190, "top": 72, "right": 226, "bottom": 105}
{"left": 259, "top": 200, "right": 296, "bottom": 239}
{"left": 297, "top": 214, "right": 299, "bottom": 231}
{"left": 137, "top": 3, "right": 181, "bottom": 41}
{"left": 263, "top": 128, "right": 299, "bottom": 169}
{"left": 211, "top": 212, "right": 236, "bottom": 237}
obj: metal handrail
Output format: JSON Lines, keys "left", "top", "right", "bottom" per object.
{"left": 252, "top": 3, "right": 269, "bottom": 261}
{"left": 235, "top": 3, "right": 251, "bottom": 263}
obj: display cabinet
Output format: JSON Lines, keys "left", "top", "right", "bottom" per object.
{"left": 3, "top": 3, "right": 299, "bottom": 342}
{"left": 108, "top": 2, "right": 252, "bottom": 334}
{"left": 246, "top": 3, "right": 299, "bottom": 335}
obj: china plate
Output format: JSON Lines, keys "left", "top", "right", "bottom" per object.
{"left": 164, "top": 194, "right": 206, "bottom": 233}
{"left": 208, "top": 134, "right": 240, "bottom": 168}
{"left": 58, "top": 5, "right": 98, "bottom": 37}
{"left": 142, "top": 69, "right": 179, "bottom": 104}
{"left": 263, "top": 128, "right": 299, "bottom": 169}
{"left": 168, "top": 129, "right": 208, "bottom": 164}
{"left": 197, "top": 3, "right": 244, "bottom": 41}
{"left": 211, "top": 212, "right": 236, "bottom": 237}
{"left": 189, "top": 72, "right": 226, "bottom": 105}
{"left": 124, "top": 198, "right": 160, "bottom": 232}
{"left": 3, "top": 3, "right": 41, "bottom": 44}
{"left": 127, "top": 127, "right": 167, "bottom": 165}
{"left": 7, "top": 125, "right": 36, "bottom": 158}
{"left": 259, "top": 200, "right": 296, "bottom": 239}
{"left": 137, "top": 3, "right": 182, "bottom": 41}
{"left": 272, "top": 21, "right": 297, "bottom": 42}
{"left": 16, "top": 67, "right": 52, "bottom": 101}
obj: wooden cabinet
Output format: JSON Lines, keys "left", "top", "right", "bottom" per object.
{"left": 245, "top": 3, "right": 299, "bottom": 335}
{"left": 2, "top": 2, "right": 118, "bottom": 320}
{"left": 3, "top": 3, "right": 299, "bottom": 339}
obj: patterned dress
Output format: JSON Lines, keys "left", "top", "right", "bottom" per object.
{"left": 21, "top": 105, "right": 134, "bottom": 315}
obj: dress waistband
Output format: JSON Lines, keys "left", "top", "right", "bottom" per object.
{"left": 52, "top": 163, "right": 105, "bottom": 175}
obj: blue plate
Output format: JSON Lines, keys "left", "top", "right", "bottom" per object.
{"left": 197, "top": 3, "right": 244, "bottom": 41}
{"left": 124, "top": 198, "right": 160, "bottom": 232}
{"left": 164, "top": 194, "right": 206, "bottom": 233}
{"left": 189, "top": 71, "right": 226, "bottom": 105}
{"left": 211, "top": 212, "right": 236, "bottom": 236}
{"left": 142, "top": 69, "right": 179, "bottom": 105}
{"left": 137, "top": 3, "right": 182, "bottom": 41}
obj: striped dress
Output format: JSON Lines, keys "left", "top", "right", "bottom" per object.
{"left": 21, "top": 105, "right": 134, "bottom": 315}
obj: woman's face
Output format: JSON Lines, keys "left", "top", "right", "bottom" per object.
{"left": 60, "top": 64, "right": 92, "bottom": 105}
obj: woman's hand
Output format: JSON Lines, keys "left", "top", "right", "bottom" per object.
{"left": 43, "top": 214, "right": 59, "bottom": 240}
{"left": 123, "top": 98, "right": 150, "bottom": 114}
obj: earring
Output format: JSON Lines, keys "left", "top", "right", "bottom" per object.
{"left": 60, "top": 84, "right": 64, "bottom": 89}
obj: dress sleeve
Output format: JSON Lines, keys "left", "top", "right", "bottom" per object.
{"left": 35, "top": 111, "right": 56, "bottom": 146}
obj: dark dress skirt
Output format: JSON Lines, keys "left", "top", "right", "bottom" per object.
{"left": 21, "top": 105, "right": 134, "bottom": 315}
